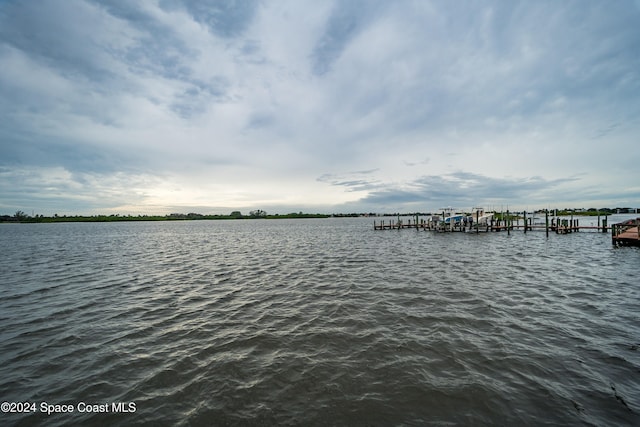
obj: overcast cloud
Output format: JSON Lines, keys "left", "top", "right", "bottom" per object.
{"left": 1, "top": 0, "right": 639, "bottom": 215}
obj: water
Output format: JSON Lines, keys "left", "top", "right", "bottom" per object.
{"left": 0, "top": 217, "right": 638, "bottom": 426}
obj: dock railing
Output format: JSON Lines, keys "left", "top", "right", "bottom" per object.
{"left": 612, "top": 218, "right": 639, "bottom": 236}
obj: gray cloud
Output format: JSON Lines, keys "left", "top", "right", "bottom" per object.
{"left": 334, "top": 172, "right": 583, "bottom": 212}
{"left": 311, "top": 0, "right": 387, "bottom": 75}
{"left": 317, "top": 169, "right": 381, "bottom": 192}
{"left": 178, "top": 0, "right": 258, "bottom": 38}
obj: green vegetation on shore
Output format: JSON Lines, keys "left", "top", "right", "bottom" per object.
{"left": 492, "top": 208, "right": 626, "bottom": 221}
{"left": 552, "top": 209, "right": 615, "bottom": 216}
{"left": 1, "top": 210, "right": 330, "bottom": 223}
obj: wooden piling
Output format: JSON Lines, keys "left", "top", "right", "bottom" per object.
{"left": 545, "top": 209, "right": 549, "bottom": 237}
{"left": 571, "top": 211, "right": 574, "bottom": 233}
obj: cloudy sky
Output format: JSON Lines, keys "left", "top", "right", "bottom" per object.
{"left": 1, "top": 0, "right": 639, "bottom": 215}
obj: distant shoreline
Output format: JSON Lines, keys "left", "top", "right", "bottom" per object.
{"left": 1, "top": 209, "right": 636, "bottom": 224}
{"left": 0, "top": 212, "right": 333, "bottom": 223}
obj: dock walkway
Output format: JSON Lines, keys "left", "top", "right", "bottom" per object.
{"left": 612, "top": 219, "right": 640, "bottom": 246}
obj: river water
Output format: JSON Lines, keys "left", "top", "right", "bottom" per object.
{"left": 0, "top": 216, "right": 638, "bottom": 426}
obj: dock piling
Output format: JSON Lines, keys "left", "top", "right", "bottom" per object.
{"left": 545, "top": 209, "right": 549, "bottom": 237}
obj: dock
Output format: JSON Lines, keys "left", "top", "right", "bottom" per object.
{"left": 373, "top": 218, "right": 607, "bottom": 233}
{"left": 372, "top": 210, "right": 636, "bottom": 245}
{"left": 612, "top": 218, "right": 640, "bottom": 246}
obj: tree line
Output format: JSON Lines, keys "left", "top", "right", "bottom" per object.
{"left": 1, "top": 210, "right": 330, "bottom": 223}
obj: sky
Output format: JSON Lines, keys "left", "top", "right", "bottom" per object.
{"left": 1, "top": 0, "right": 639, "bottom": 216}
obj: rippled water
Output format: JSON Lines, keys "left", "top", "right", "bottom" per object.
{"left": 1, "top": 217, "right": 638, "bottom": 426}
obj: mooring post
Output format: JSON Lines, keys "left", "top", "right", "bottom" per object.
{"left": 545, "top": 209, "right": 549, "bottom": 237}
{"left": 570, "top": 211, "right": 574, "bottom": 233}
{"left": 523, "top": 211, "right": 527, "bottom": 234}
{"left": 507, "top": 209, "right": 510, "bottom": 235}
{"left": 611, "top": 223, "right": 616, "bottom": 241}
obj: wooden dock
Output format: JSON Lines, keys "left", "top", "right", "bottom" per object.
{"left": 373, "top": 219, "right": 608, "bottom": 233}
{"left": 373, "top": 210, "right": 620, "bottom": 240}
{"left": 612, "top": 218, "right": 640, "bottom": 246}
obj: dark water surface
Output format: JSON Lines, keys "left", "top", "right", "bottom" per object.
{"left": 1, "top": 217, "right": 638, "bottom": 426}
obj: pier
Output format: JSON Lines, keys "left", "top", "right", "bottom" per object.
{"left": 373, "top": 218, "right": 607, "bottom": 233}
{"left": 612, "top": 218, "right": 640, "bottom": 246}
{"left": 373, "top": 210, "right": 627, "bottom": 242}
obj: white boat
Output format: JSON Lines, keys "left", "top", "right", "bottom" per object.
{"left": 444, "top": 214, "right": 465, "bottom": 225}
{"left": 471, "top": 207, "right": 494, "bottom": 225}
{"left": 440, "top": 208, "right": 466, "bottom": 226}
